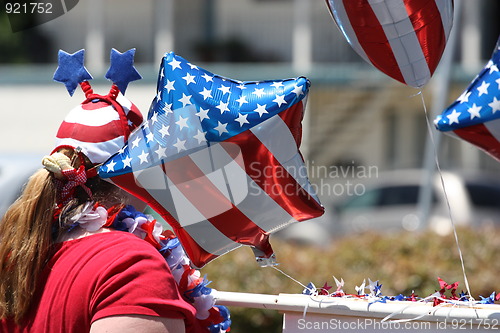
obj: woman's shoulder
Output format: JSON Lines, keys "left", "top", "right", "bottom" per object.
{"left": 50, "top": 230, "right": 171, "bottom": 287}
{"left": 56, "top": 230, "right": 163, "bottom": 263}
{"left": 63, "top": 229, "right": 153, "bottom": 245}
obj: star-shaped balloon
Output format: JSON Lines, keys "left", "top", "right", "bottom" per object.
{"left": 435, "top": 36, "right": 500, "bottom": 161}
{"left": 99, "top": 52, "right": 324, "bottom": 268}
{"left": 105, "top": 48, "right": 142, "bottom": 93}
{"left": 53, "top": 49, "right": 93, "bottom": 96}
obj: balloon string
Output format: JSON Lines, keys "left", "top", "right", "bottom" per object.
{"left": 418, "top": 90, "right": 474, "bottom": 301}
{"left": 270, "top": 93, "right": 475, "bottom": 301}
{"left": 270, "top": 265, "right": 311, "bottom": 292}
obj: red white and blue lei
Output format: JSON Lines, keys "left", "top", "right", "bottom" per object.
{"left": 70, "top": 203, "right": 231, "bottom": 333}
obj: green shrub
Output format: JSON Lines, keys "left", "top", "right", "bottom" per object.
{"left": 201, "top": 226, "right": 500, "bottom": 332}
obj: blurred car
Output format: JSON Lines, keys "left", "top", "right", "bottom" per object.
{"left": 0, "top": 154, "right": 43, "bottom": 219}
{"left": 331, "top": 169, "right": 500, "bottom": 236}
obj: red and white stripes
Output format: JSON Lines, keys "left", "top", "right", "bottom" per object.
{"left": 326, "top": 0, "right": 453, "bottom": 87}
{"left": 55, "top": 93, "right": 142, "bottom": 164}
{"left": 107, "top": 102, "right": 324, "bottom": 268}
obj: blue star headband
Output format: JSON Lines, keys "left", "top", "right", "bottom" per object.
{"left": 53, "top": 49, "right": 92, "bottom": 96}
{"left": 105, "top": 48, "right": 142, "bottom": 94}
{"left": 53, "top": 48, "right": 142, "bottom": 96}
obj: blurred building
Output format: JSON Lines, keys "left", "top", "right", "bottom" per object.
{"left": 1, "top": 0, "right": 500, "bottom": 174}
{"left": 31, "top": 1, "right": 500, "bottom": 67}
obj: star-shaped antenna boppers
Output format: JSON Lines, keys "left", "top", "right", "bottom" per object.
{"left": 105, "top": 48, "right": 142, "bottom": 93}
{"left": 53, "top": 49, "right": 93, "bottom": 96}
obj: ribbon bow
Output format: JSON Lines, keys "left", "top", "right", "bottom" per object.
{"left": 55, "top": 165, "right": 92, "bottom": 205}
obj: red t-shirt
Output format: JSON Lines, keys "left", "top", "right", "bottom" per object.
{"left": 1, "top": 231, "right": 204, "bottom": 333}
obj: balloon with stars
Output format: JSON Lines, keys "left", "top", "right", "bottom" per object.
{"left": 435, "top": 36, "right": 500, "bottom": 161}
{"left": 99, "top": 51, "right": 324, "bottom": 268}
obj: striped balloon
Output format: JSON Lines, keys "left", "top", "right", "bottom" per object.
{"left": 326, "top": 0, "right": 454, "bottom": 88}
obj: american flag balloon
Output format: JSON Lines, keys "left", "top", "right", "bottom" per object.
{"left": 99, "top": 52, "right": 324, "bottom": 268}
{"left": 435, "top": 36, "right": 500, "bottom": 161}
{"left": 325, "top": 0, "right": 454, "bottom": 88}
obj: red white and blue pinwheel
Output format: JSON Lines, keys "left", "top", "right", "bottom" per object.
{"left": 325, "top": 0, "right": 454, "bottom": 88}
{"left": 435, "top": 36, "right": 500, "bottom": 161}
{"left": 99, "top": 52, "right": 324, "bottom": 268}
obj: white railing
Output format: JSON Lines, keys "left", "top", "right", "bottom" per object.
{"left": 215, "top": 291, "right": 500, "bottom": 332}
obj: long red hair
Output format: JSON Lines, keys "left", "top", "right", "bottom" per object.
{"left": 0, "top": 149, "right": 123, "bottom": 323}
{"left": 0, "top": 169, "right": 56, "bottom": 322}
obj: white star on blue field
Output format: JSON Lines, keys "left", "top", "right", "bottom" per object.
{"left": 435, "top": 43, "right": 500, "bottom": 132}
{"left": 100, "top": 52, "right": 309, "bottom": 177}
